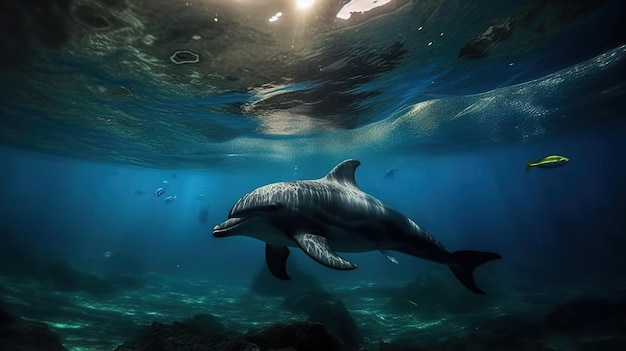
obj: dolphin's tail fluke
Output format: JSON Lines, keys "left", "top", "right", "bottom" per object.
{"left": 448, "top": 250, "right": 501, "bottom": 295}
{"left": 525, "top": 160, "right": 532, "bottom": 172}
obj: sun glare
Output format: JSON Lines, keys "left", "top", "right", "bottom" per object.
{"left": 295, "top": 0, "right": 315, "bottom": 11}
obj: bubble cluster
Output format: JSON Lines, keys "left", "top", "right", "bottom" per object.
{"left": 169, "top": 50, "right": 200, "bottom": 65}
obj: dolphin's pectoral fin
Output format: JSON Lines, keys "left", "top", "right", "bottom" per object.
{"left": 293, "top": 233, "right": 357, "bottom": 270}
{"left": 380, "top": 250, "right": 399, "bottom": 264}
{"left": 265, "top": 244, "right": 291, "bottom": 280}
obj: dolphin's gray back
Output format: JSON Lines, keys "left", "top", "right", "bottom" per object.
{"left": 230, "top": 180, "right": 388, "bottom": 220}
{"left": 229, "top": 179, "right": 447, "bottom": 255}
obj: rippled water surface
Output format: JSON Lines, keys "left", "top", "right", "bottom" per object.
{"left": 1, "top": 0, "right": 624, "bottom": 167}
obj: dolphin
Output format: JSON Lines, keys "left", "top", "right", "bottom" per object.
{"left": 213, "top": 160, "right": 501, "bottom": 294}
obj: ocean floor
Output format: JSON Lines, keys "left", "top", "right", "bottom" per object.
{"left": 1, "top": 267, "right": 625, "bottom": 351}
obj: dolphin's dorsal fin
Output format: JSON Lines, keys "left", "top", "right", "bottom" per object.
{"left": 322, "top": 159, "right": 361, "bottom": 188}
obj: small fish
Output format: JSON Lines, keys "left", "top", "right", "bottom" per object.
{"left": 135, "top": 190, "right": 146, "bottom": 196}
{"left": 405, "top": 300, "right": 419, "bottom": 308}
{"left": 164, "top": 194, "right": 177, "bottom": 203}
{"left": 163, "top": 180, "right": 169, "bottom": 188}
{"left": 525, "top": 155, "right": 569, "bottom": 172}
{"left": 155, "top": 187, "right": 166, "bottom": 197}
{"left": 383, "top": 167, "right": 398, "bottom": 182}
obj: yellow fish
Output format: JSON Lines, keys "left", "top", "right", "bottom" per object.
{"left": 525, "top": 155, "right": 569, "bottom": 172}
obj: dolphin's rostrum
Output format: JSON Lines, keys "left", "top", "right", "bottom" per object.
{"left": 213, "top": 159, "right": 501, "bottom": 294}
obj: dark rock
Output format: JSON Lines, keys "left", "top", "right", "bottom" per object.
{"left": 309, "top": 302, "right": 361, "bottom": 350}
{"left": 374, "top": 295, "right": 626, "bottom": 351}
{"left": 544, "top": 295, "right": 626, "bottom": 332}
{"left": 114, "top": 315, "right": 345, "bottom": 351}
{"left": 377, "top": 341, "right": 427, "bottom": 351}
{"left": 114, "top": 314, "right": 252, "bottom": 351}
{"left": 0, "top": 305, "right": 67, "bottom": 351}
{"left": 436, "top": 314, "right": 549, "bottom": 351}
{"left": 183, "top": 313, "right": 227, "bottom": 334}
{"left": 0, "top": 305, "right": 17, "bottom": 328}
{"left": 472, "top": 319, "right": 545, "bottom": 351}
{"left": 282, "top": 288, "right": 361, "bottom": 350}
{"left": 576, "top": 335, "right": 626, "bottom": 351}
{"left": 438, "top": 330, "right": 550, "bottom": 351}
{"left": 245, "top": 321, "right": 342, "bottom": 351}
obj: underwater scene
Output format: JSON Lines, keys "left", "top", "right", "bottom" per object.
{"left": 1, "top": 0, "right": 625, "bottom": 350}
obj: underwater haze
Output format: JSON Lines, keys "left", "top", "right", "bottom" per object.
{"left": 1, "top": 0, "right": 626, "bottom": 350}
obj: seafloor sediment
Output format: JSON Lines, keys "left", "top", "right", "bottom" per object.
{"left": 1, "top": 259, "right": 625, "bottom": 351}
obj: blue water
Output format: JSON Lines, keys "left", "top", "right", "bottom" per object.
{"left": 1, "top": 1, "right": 625, "bottom": 350}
